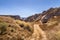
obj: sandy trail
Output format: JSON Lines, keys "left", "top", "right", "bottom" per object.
{"left": 25, "top": 24, "right": 47, "bottom": 40}
{"left": 31, "top": 24, "right": 47, "bottom": 40}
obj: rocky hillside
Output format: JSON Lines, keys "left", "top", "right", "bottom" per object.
{"left": 24, "top": 13, "right": 41, "bottom": 22}
{"left": 25, "top": 7, "right": 60, "bottom": 22}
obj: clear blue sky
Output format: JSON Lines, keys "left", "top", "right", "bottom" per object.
{"left": 0, "top": 0, "right": 60, "bottom": 17}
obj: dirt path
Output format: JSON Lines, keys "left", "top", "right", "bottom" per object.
{"left": 31, "top": 24, "right": 47, "bottom": 40}
{"left": 25, "top": 24, "right": 47, "bottom": 40}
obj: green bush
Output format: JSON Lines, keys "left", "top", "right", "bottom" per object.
{"left": 0, "top": 22, "right": 8, "bottom": 35}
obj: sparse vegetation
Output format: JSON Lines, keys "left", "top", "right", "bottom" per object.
{"left": 55, "top": 31, "right": 60, "bottom": 40}
{"left": 0, "top": 22, "right": 8, "bottom": 35}
{"left": 16, "top": 20, "right": 33, "bottom": 32}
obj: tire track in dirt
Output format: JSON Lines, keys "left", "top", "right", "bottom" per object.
{"left": 31, "top": 24, "right": 47, "bottom": 40}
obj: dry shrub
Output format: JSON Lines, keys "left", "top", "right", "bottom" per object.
{"left": 16, "top": 20, "right": 34, "bottom": 33}
{"left": 55, "top": 31, "right": 60, "bottom": 40}
{"left": 0, "top": 16, "right": 35, "bottom": 40}
{"left": 0, "top": 22, "right": 8, "bottom": 35}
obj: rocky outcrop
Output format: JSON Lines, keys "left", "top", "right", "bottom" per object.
{"left": 24, "top": 14, "right": 41, "bottom": 22}
{"left": 41, "top": 7, "right": 60, "bottom": 23}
